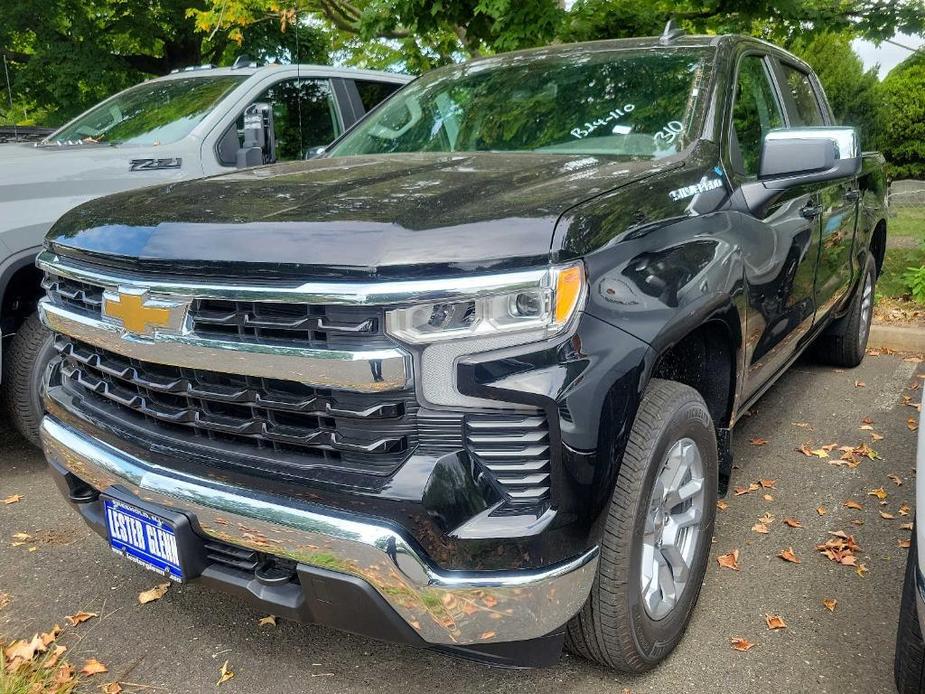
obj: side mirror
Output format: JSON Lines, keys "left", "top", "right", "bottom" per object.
{"left": 304, "top": 146, "right": 326, "bottom": 160}
{"left": 235, "top": 102, "right": 277, "bottom": 169}
{"left": 738, "top": 126, "right": 860, "bottom": 216}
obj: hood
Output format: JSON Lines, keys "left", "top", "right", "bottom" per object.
{"left": 0, "top": 142, "right": 192, "bottom": 240}
{"left": 48, "top": 152, "right": 672, "bottom": 278}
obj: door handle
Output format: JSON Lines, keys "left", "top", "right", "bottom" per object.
{"left": 800, "top": 203, "right": 823, "bottom": 219}
{"left": 845, "top": 189, "right": 860, "bottom": 202}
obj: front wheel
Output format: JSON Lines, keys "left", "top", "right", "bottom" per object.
{"left": 566, "top": 379, "right": 717, "bottom": 672}
{"left": 2, "top": 311, "right": 55, "bottom": 447}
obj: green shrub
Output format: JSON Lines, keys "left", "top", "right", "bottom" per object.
{"left": 901, "top": 264, "right": 925, "bottom": 303}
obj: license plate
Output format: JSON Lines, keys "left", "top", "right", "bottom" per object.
{"left": 104, "top": 498, "right": 183, "bottom": 581}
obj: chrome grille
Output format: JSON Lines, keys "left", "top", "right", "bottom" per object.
{"left": 190, "top": 299, "right": 391, "bottom": 348}
{"left": 465, "top": 413, "right": 551, "bottom": 503}
{"left": 56, "top": 337, "right": 417, "bottom": 473}
{"left": 42, "top": 274, "right": 390, "bottom": 349}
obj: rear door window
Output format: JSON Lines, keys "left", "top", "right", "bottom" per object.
{"left": 353, "top": 80, "right": 402, "bottom": 112}
{"left": 779, "top": 64, "right": 825, "bottom": 126}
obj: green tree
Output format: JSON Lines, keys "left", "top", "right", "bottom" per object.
{"left": 879, "top": 52, "right": 925, "bottom": 180}
{"left": 0, "top": 0, "right": 329, "bottom": 126}
{"left": 787, "top": 32, "right": 881, "bottom": 149}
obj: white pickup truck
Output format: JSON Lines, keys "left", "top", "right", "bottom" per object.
{"left": 0, "top": 61, "right": 410, "bottom": 444}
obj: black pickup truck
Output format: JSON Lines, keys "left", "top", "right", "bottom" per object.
{"left": 36, "top": 32, "right": 887, "bottom": 672}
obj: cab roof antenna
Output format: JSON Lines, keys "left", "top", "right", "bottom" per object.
{"left": 659, "top": 18, "right": 686, "bottom": 45}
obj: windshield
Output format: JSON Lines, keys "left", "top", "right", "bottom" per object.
{"left": 46, "top": 75, "right": 246, "bottom": 146}
{"left": 331, "top": 48, "right": 713, "bottom": 160}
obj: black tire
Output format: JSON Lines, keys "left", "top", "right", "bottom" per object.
{"left": 565, "top": 378, "right": 718, "bottom": 672}
{"left": 2, "top": 311, "right": 55, "bottom": 447}
{"left": 896, "top": 526, "right": 925, "bottom": 693}
{"left": 814, "top": 255, "right": 876, "bottom": 368}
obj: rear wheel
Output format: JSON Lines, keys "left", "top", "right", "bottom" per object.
{"left": 814, "top": 255, "right": 876, "bottom": 367}
{"left": 2, "top": 312, "right": 55, "bottom": 447}
{"left": 896, "top": 527, "right": 925, "bottom": 693}
{"left": 565, "top": 379, "right": 717, "bottom": 672}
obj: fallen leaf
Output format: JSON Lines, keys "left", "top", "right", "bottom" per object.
{"left": 64, "top": 610, "right": 97, "bottom": 626}
{"left": 752, "top": 523, "right": 769, "bottom": 534}
{"left": 902, "top": 522, "right": 914, "bottom": 531}
{"left": 855, "top": 380, "right": 865, "bottom": 388}
{"left": 750, "top": 437, "right": 768, "bottom": 446}
{"left": 80, "top": 658, "right": 108, "bottom": 676}
{"left": 258, "top": 615, "right": 277, "bottom": 627}
{"left": 909, "top": 418, "right": 919, "bottom": 432}
{"left": 716, "top": 500, "right": 729, "bottom": 511}
{"left": 900, "top": 503, "right": 911, "bottom": 516}
{"left": 900, "top": 538, "right": 912, "bottom": 549}
{"left": 102, "top": 683, "right": 124, "bottom": 694}
{"left": 4, "top": 634, "right": 45, "bottom": 664}
{"left": 778, "top": 547, "right": 800, "bottom": 564}
{"left": 217, "top": 660, "right": 234, "bottom": 686}
{"left": 760, "top": 479, "right": 776, "bottom": 488}
{"left": 0, "top": 592, "right": 9, "bottom": 609}
{"left": 11, "top": 532, "right": 31, "bottom": 542}
{"left": 762, "top": 494, "right": 774, "bottom": 502}
{"left": 765, "top": 613, "right": 787, "bottom": 630}
{"left": 799, "top": 443, "right": 830, "bottom": 458}
{"left": 856, "top": 563, "right": 869, "bottom": 577}
{"left": 871, "top": 432, "right": 885, "bottom": 441}
{"left": 44, "top": 644, "right": 67, "bottom": 668}
{"left": 862, "top": 416, "right": 874, "bottom": 425}
{"left": 479, "top": 631, "right": 496, "bottom": 640}
{"left": 851, "top": 519, "right": 865, "bottom": 526}
{"left": 816, "top": 505, "right": 827, "bottom": 516}
{"left": 843, "top": 499, "right": 864, "bottom": 510}
{"left": 888, "top": 474, "right": 903, "bottom": 486}
{"left": 759, "top": 512, "right": 775, "bottom": 525}
{"left": 823, "top": 598, "right": 837, "bottom": 612}
{"left": 793, "top": 421, "right": 813, "bottom": 429}
{"left": 138, "top": 582, "right": 169, "bottom": 605}
{"left": 868, "top": 487, "right": 888, "bottom": 501}
{"left": 717, "top": 549, "right": 740, "bottom": 571}
{"left": 40, "top": 625, "right": 61, "bottom": 647}
{"left": 783, "top": 518, "right": 802, "bottom": 528}
{"left": 54, "top": 664, "right": 75, "bottom": 686}
{"left": 2, "top": 494, "right": 23, "bottom": 505}
{"left": 880, "top": 511, "right": 896, "bottom": 520}
{"left": 730, "top": 637, "right": 756, "bottom": 651}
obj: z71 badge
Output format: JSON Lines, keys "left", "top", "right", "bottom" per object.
{"left": 668, "top": 176, "right": 723, "bottom": 201}
{"left": 129, "top": 158, "right": 182, "bottom": 172}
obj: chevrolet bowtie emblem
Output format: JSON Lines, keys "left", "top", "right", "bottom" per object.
{"left": 101, "top": 288, "right": 188, "bottom": 336}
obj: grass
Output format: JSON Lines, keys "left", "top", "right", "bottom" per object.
{"left": 0, "top": 654, "right": 79, "bottom": 694}
{"left": 879, "top": 206, "right": 925, "bottom": 304}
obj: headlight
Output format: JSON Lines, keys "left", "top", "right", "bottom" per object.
{"left": 385, "top": 263, "right": 586, "bottom": 344}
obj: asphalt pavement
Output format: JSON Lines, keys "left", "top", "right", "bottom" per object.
{"left": 0, "top": 352, "right": 920, "bottom": 693}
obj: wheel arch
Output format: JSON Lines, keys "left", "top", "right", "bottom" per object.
{"left": 0, "top": 246, "right": 45, "bottom": 337}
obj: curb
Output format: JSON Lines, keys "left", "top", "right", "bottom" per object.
{"left": 869, "top": 322, "right": 925, "bottom": 353}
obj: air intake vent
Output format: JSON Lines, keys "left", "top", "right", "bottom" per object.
{"left": 465, "top": 413, "right": 551, "bottom": 503}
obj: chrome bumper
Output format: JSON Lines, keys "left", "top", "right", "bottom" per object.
{"left": 40, "top": 415, "right": 599, "bottom": 646}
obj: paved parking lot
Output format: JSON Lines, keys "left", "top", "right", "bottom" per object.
{"left": 0, "top": 352, "right": 920, "bottom": 693}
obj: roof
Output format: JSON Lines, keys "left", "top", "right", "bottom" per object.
{"left": 150, "top": 63, "right": 412, "bottom": 84}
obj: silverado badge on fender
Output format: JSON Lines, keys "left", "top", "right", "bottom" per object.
{"left": 101, "top": 288, "right": 188, "bottom": 336}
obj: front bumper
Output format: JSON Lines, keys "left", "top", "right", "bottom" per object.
{"left": 40, "top": 415, "right": 598, "bottom": 662}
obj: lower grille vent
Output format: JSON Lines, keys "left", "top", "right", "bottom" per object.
{"left": 204, "top": 541, "right": 260, "bottom": 572}
{"left": 465, "top": 413, "right": 551, "bottom": 503}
